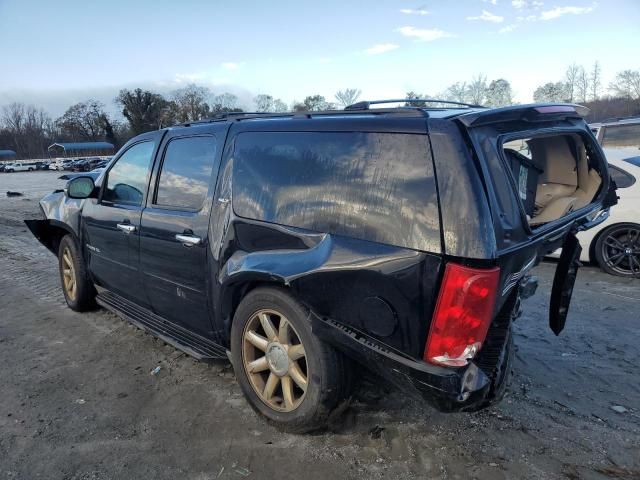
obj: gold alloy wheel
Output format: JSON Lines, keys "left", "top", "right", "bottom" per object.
{"left": 242, "top": 309, "right": 308, "bottom": 412}
{"left": 61, "top": 246, "right": 77, "bottom": 301}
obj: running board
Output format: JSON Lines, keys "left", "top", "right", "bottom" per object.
{"left": 96, "top": 290, "right": 227, "bottom": 360}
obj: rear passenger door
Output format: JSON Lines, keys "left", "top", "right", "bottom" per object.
{"left": 138, "top": 128, "right": 223, "bottom": 335}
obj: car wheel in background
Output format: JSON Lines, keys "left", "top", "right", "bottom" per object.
{"left": 28, "top": 167, "right": 34, "bottom": 171}
{"left": 594, "top": 223, "right": 640, "bottom": 277}
{"left": 230, "top": 287, "right": 350, "bottom": 433}
{"left": 58, "top": 234, "right": 97, "bottom": 311}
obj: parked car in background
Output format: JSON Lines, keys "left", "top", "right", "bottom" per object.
{"left": 576, "top": 118, "right": 640, "bottom": 277}
{"left": 72, "top": 157, "right": 103, "bottom": 172}
{"left": 26, "top": 103, "right": 616, "bottom": 432}
{"left": 36, "top": 161, "right": 51, "bottom": 170}
{"left": 4, "top": 162, "right": 34, "bottom": 172}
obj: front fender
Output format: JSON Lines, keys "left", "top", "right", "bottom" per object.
{"left": 24, "top": 190, "right": 84, "bottom": 255}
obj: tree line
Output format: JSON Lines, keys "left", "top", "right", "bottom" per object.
{"left": 2, "top": 66, "right": 639, "bottom": 159}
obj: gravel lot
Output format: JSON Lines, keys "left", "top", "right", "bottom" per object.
{"left": 1, "top": 171, "right": 639, "bottom": 480}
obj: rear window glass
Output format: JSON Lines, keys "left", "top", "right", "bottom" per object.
{"left": 232, "top": 131, "right": 439, "bottom": 250}
{"left": 601, "top": 124, "right": 640, "bottom": 148}
{"left": 608, "top": 164, "right": 636, "bottom": 189}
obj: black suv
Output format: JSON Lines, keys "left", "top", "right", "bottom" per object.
{"left": 26, "top": 101, "right": 616, "bottom": 432}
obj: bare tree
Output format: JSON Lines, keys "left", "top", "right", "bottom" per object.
{"left": 404, "top": 91, "right": 428, "bottom": 107}
{"left": 272, "top": 99, "right": 288, "bottom": 112}
{"left": 171, "top": 84, "right": 211, "bottom": 122}
{"left": 2, "top": 103, "right": 26, "bottom": 153}
{"left": 609, "top": 69, "right": 640, "bottom": 101}
{"left": 56, "top": 100, "right": 108, "bottom": 141}
{"left": 443, "top": 83, "right": 468, "bottom": 103}
{"left": 486, "top": 79, "right": 514, "bottom": 107}
{"left": 565, "top": 64, "right": 581, "bottom": 102}
{"left": 1, "top": 102, "right": 55, "bottom": 158}
{"left": 253, "top": 94, "right": 288, "bottom": 112}
{"left": 211, "top": 93, "right": 241, "bottom": 112}
{"left": 116, "top": 88, "right": 170, "bottom": 135}
{"left": 467, "top": 75, "right": 488, "bottom": 105}
{"left": 533, "top": 82, "right": 569, "bottom": 102}
{"left": 334, "top": 88, "right": 362, "bottom": 108}
{"left": 576, "top": 66, "right": 589, "bottom": 103}
{"left": 590, "top": 61, "right": 602, "bottom": 101}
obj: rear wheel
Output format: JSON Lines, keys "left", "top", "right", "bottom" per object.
{"left": 58, "top": 234, "right": 96, "bottom": 311}
{"left": 594, "top": 223, "right": 640, "bottom": 277}
{"left": 230, "top": 287, "right": 348, "bottom": 432}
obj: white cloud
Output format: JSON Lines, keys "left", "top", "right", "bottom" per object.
{"left": 517, "top": 14, "right": 538, "bottom": 21}
{"left": 467, "top": 10, "right": 505, "bottom": 22}
{"left": 396, "top": 26, "right": 454, "bottom": 41}
{"left": 364, "top": 43, "right": 400, "bottom": 54}
{"left": 221, "top": 62, "right": 241, "bottom": 70}
{"left": 174, "top": 72, "right": 205, "bottom": 83}
{"left": 499, "top": 24, "right": 518, "bottom": 33}
{"left": 512, "top": 0, "right": 544, "bottom": 8}
{"left": 483, "top": 0, "right": 498, "bottom": 4}
{"left": 400, "top": 8, "right": 429, "bottom": 15}
{"left": 539, "top": 5, "right": 594, "bottom": 20}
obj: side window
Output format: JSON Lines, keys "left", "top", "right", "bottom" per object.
{"left": 601, "top": 124, "right": 640, "bottom": 148}
{"left": 103, "top": 141, "right": 155, "bottom": 206}
{"left": 608, "top": 165, "right": 636, "bottom": 189}
{"left": 232, "top": 131, "right": 438, "bottom": 251}
{"left": 155, "top": 136, "right": 217, "bottom": 209}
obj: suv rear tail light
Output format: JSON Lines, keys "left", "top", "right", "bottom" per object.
{"left": 424, "top": 263, "right": 500, "bottom": 367}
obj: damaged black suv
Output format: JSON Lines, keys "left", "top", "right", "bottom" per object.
{"left": 26, "top": 100, "right": 616, "bottom": 432}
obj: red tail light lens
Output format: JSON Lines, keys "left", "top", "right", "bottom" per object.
{"left": 424, "top": 263, "right": 500, "bottom": 367}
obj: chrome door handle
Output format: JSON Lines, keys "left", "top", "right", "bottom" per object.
{"left": 117, "top": 223, "right": 136, "bottom": 234}
{"left": 175, "top": 233, "right": 202, "bottom": 247}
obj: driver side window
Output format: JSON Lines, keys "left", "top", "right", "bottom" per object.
{"left": 102, "top": 141, "right": 155, "bottom": 206}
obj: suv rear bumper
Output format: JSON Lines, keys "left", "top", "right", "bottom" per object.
{"left": 312, "top": 315, "right": 498, "bottom": 412}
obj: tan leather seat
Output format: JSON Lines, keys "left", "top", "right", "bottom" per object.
{"left": 527, "top": 135, "right": 600, "bottom": 225}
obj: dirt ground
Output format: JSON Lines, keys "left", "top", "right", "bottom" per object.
{"left": 1, "top": 171, "right": 639, "bottom": 480}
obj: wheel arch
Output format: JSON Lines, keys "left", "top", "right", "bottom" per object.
{"left": 24, "top": 219, "right": 78, "bottom": 257}
{"left": 218, "top": 274, "right": 291, "bottom": 346}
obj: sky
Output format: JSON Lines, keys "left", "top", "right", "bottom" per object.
{"left": 0, "top": 0, "right": 639, "bottom": 117}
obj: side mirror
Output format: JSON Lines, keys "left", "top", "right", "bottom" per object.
{"left": 67, "top": 176, "right": 96, "bottom": 199}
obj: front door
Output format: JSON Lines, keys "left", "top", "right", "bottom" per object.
{"left": 82, "top": 136, "right": 159, "bottom": 306}
{"left": 139, "top": 131, "right": 222, "bottom": 335}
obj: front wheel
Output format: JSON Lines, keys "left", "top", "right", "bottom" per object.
{"left": 28, "top": 167, "right": 34, "bottom": 171}
{"left": 230, "top": 287, "right": 349, "bottom": 433}
{"left": 594, "top": 223, "right": 640, "bottom": 277}
{"left": 58, "top": 234, "right": 96, "bottom": 311}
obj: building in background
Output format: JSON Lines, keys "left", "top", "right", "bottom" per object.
{"left": 47, "top": 142, "right": 115, "bottom": 158}
{"left": 0, "top": 150, "right": 17, "bottom": 162}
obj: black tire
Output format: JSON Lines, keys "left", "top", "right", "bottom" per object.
{"left": 594, "top": 223, "right": 640, "bottom": 277}
{"left": 28, "top": 167, "right": 34, "bottom": 171}
{"left": 58, "top": 234, "right": 96, "bottom": 311}
{"left": 230, "top": 287, "right": 349, "bottom": 433}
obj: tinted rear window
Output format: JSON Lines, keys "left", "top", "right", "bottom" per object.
{"left": 232, "top": 131, "right": 439, "bottom": 251}
{"left": 601, "top": 124, "right": 640, "bottom": 148}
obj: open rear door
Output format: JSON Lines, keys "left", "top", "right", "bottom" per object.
{"left": 549, "top": 232, "right": 581, "bottom": 335}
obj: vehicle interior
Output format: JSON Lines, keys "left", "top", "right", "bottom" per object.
{"left": 503, "top": 133, "right": 603, "bottom": 227}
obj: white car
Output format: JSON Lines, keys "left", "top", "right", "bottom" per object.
{"left": 4, "top": 162, "right": 34, "bottom": 172}
{"left": 575, "top": 153, "right": 640, "bottom": 277}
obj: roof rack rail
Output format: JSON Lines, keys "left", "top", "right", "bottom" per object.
{"left": 345, "top": 99, "right": 484, "bottom": 110}
{"left": 180, "top": 107, "right": 429, "bottom": 127}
